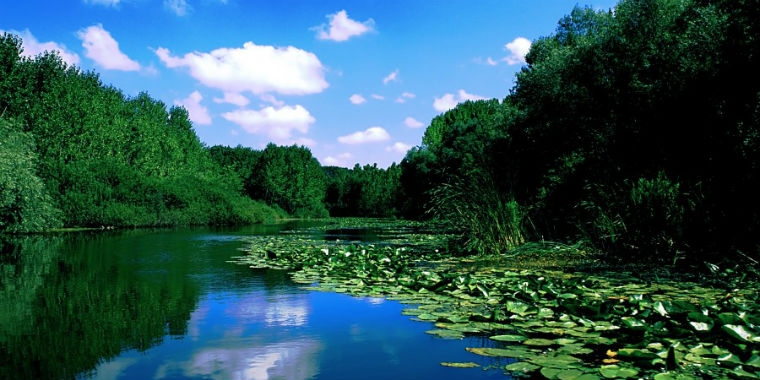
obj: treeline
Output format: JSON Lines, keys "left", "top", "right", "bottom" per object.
{"left": 206, "top": 144, "right": 402, "bottom": 218}
{"left": 400, "top": 0, "right": 760, "bottom": 263}
{"left": 0, "top": 33, "right": 284, "bottom": 232}
{"left": 0, "top": 31, "right": 405, "bottom": 233}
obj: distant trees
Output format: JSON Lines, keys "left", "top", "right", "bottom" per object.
{"left": 323, "top": 163, "right": 401, "bottom": 217}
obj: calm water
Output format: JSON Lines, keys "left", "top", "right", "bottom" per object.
{"left": 0, "top": 223, "right": 512, "bottom": 380}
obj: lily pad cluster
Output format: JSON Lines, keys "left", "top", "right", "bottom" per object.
{"left": 232, "top": 220, "right": 760, "bottom": 379}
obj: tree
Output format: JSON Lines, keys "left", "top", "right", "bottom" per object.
{"left": 250, "top": 144, "right": 328, "bottom": 217}
{"left": 0, "top": 119, "right": 62, "bottom": 232}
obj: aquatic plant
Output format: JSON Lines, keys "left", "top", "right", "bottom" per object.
{"left": 233, "top": 220, "right": 760, "bottom": 379}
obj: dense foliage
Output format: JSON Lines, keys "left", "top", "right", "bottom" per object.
{"left": 401, "top": 0, "right": 760, "bottom": 264}
{"left": 323, "top": 163, "right": 402, "bottom": 217}
{"left": 0, "top": 33, "right": 287, "bottom": 231}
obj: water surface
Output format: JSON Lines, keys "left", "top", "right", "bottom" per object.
{"left": 0, "top": 224, "right": 511, "bottom": 379}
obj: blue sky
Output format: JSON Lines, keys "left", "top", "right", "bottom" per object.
{"left": 1, "top": 0, "right": 618, "bottom": 168}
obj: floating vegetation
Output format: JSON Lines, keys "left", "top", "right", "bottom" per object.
{"left": 231, "top": 219, "right": 760, "bottom": 379}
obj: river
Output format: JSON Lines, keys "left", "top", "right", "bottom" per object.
{"left": 0, "top": 223, "right": 511, "bottom": 380}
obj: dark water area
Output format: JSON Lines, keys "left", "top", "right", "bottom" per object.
{"left": 0, "top": 223, "right": 512, "bottom": 380}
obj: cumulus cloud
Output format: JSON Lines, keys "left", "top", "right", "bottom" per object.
{"left": 222, "top": 105, "right": 315, "bottom": 141}
{"left": 338, "top": 126, "right": 390, "bottom": 144}
{"left": 213, "top": 92, "right": 250, "bottom": 107}
{"left": 155, "top": 42, "right": 328, "bottom": 96}
{"left": 404, "top": 117, "right": 424, "bottom": 128}
{"left": 164, "top": 0, "right": 190, "bottom": 16}
{"left": 0, "top": 29, "right": 80, "bottom": 67}
{"left": 386, "top": 142, "right": 412, "bottom": 154}
{"left": 175, "top": 91, "right": 211, "bottom": 125}
{"left": 383, "top": 69, "right": 399, "bottom": 84}
{"left": 371, "top": 94, "right": 384, "bottom": 100}
{"left": 433, "top": 89, "right": 486, "bottom": 112}
{"left": 313, "top": 10, "right": 374, "bottom": 42}
{"left": 349, "top": 94, "right": 366, "bottom": 105}
{"left": 77, "top": 24, "right": 140, "bottom": 71}
{"left": 504, "top": 37, "right": 531, "bottom": 65}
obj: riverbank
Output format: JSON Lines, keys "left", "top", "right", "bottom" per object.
{"left": 232, "top": 219, "right": 760, "bottom": 379}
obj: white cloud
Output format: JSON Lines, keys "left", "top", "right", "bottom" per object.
{"left": 164, "top": 0, "right": 190, "bottom": 16}
{"left": 433, "top": 89, "right": 486, "bottom": 112}
{"left": 213, "top": 92, "right": 250, "bottom": 107}
{"left": 84, "top": 0, "right": 120, "bottom": 6}
{"left": 404, "top": 117, "right": 424, "bottom": 128}
{"left": 382, "top": 69, "right": 399, "bottom": 84}
{"left": 338, "top": 126, "right": 390, "bottom": 144}
{"left": 77, "top": 24, "right": 140, "bottom": 71}
{"left": 371, "top": 94, "right": 384, "bottom": 100}
{"left": 395, "top": 91, "right": 415, "bottom": 103}
{"left": 349, "top": 94, "right": 366, "bottom": 105}
{"left": 0, "top": 29, "right": 80, "bottom": 67}
{"left": 222, "top": 104, "right": 315, "bottom": 141}
{"left": 313, "top": 10, "right": 374, "bottom": 42}
{"left": 386, "top": 142, "right": 412, "bottom": 154}
{"left": 504, "top": 37, "right": 531, "bottom": 65}
{"left": 156, "top": 42, "right": 328, "bottom": 96}
{"left": 323, "top": 152, "right": 353, "bottom": 167}
{"left": 259, "top": 94, "right": 285, "bottom": 107}
{"left": 175, "top": 91, "right": 211, "bottom": 125}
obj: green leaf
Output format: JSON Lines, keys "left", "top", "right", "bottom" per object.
{"left": 466, "top": 347, "right": 537, "bottom": 359}
{"left": 506, "top": 361, "right": 540, "bottom": 373}
{"left": 599, "top": 365, "right": 639, "bottom": 379}
{"left": 441, "top": 361, "right": 480, "bottom": 368}
{"left": 722, "top": 324, "right": 756, "bottom": 343}
{"left": 425, "top": 329, "right": 464, "bottom": 339}
{"left": 489, "top": 334, "right": 527, "bottom": 343}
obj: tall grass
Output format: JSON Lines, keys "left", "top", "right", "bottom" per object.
{"left": 429, "top": 174, "right": 524, "bottom": 255}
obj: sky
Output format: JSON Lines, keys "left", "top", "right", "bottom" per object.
{"left": 1, "top": 0, "right": 619, "bottom": 168}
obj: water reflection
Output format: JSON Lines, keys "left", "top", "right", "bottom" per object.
{"left": 1, "top": 226, "right": 509, "bottom": 380}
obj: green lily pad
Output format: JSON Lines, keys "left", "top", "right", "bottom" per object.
{"left": 505, "top": 361, "right": 541, "bottom": 373}
{"left": 489, "top": 334, "right": 527, "bottom": 342}
{"left": 506, "top": 300, "right": 534, "bottom": 316}
{"left": 722, "top": 324, "right": 757, "bottom": 343}
{"left": 440, "top": 361, "right": 480, "bottom": 368}
{"left": 425, "top": 329, "right": 465, "bottom": 339}
{"left": 731, "top": 366, "right": 760, "bottom": 380}
{"left": 617, "top": 348, "right": 657, "bottom": 360}
{"left": 523, "top": 338, "right": 557, "bottom": 346}
{"left": 530, "top": 354, "right": 583, "bottom": 368}
{"left": 599, "top": 364, "right": 639, "bottom": 379}
{"left": 416, "top": 313, "right": 439, "bottom": 321}
{"left": 466, "top": 347, "right": 537, "bottom": 359}
{"left": 745, "top": 354, "right": 760, "bottom": 370}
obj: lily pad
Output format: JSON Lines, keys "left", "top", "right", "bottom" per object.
{"left": 599, "top": 364, "right": 639, "bottom": 379}
{"left": 722, "top": 324, "right": 757, "bottom": 343}
{"left": 440, "top": 361, "right": 480, "bottom": 368}
{"left": 425, "top": 329, "right": 465, "bottom": 339}
{"left": 489, "top": 334, "right": 527, "bottom": 342}
{"left": 466, "top": 346, "right": 537, "bottom": 359}
{"left": 505, "top": 361, "right": 541, "bottom": 373}
{"left": 523, "top": 338, "right": 557, "bottom": 346}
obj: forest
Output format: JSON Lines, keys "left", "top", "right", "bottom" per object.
{"left": 2, "top": 0, "right": 760, "bottom": 266}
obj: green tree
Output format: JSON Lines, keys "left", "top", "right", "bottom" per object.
{"left": 250, "top": 144, "right": 328, "bottom": 217}
{"left": 0, "top": 119, "right": 62, "bottom": 232}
